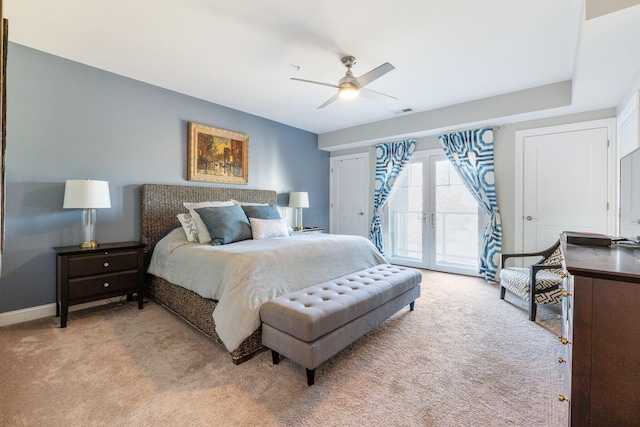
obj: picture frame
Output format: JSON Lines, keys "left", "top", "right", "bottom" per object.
{"left": 188, "top": 122, "right": 249, "bottom": 184}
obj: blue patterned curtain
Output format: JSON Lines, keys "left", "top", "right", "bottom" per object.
{"left": 438, "top": 128, "right": 502, "bottom": 282}
{"left": 369, "top": 140, "right": 416, "bottom": 255}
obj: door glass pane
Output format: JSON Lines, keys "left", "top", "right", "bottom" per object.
{"left": 388, "top": 162, "right": 423, "bottom": 261}
{"left": 434, "top": 159, "right": 479, "bottom": 268}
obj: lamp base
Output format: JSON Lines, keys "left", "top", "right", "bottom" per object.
{"left": 294, "top": 208, "right": 304, "bottom": 231}
{"left": 80, "top": 241, "right": 99, "bottom": 249}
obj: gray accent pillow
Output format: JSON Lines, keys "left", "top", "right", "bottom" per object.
{"left": 195, "top": 205, "right": 252, "bottom": 246}
{"left": 241, "top": 204, "right": 281, "bottom": 219}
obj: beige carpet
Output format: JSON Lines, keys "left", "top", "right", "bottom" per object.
{"left": 0, "top": 271, "right": 567, "bottom": 426}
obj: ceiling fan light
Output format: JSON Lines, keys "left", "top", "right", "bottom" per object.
{"left": 339, "top": 85, "right": 359, "bottom": 99}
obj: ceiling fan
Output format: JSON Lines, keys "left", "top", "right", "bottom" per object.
{"left": 291, "top": 56, "right": 396, "bottom": 109}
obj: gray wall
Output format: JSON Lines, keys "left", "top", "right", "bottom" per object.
{"left": 331, "top": 109, "right": 617, "bottom": 255}
{"left": 1, "top": 43, "right": 328, "bottom": 313}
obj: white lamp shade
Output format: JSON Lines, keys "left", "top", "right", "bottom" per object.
{"left": 63, "top": 179, "right": 111, "bottom": 209}
{"left": 289, "top": 192, "right": 309, "bottom": 208}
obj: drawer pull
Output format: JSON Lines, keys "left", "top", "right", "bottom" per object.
{"left": 103, "top": 282, "right": 109, "bottom": 288}
{"left": 103, "top": 262, "right": 110, "bottom": 268}
{"left": 558, "top": 336, "right": 571, "bottom": 345}
{"left": 558, "top": 394, "right": 569, "bottom": 402}
{"left": 558, "top": 357, "right": 566, "bottom": 363}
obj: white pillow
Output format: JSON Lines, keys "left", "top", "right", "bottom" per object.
{"left": 231, "top": 199, "right": 269, "bottom": 206}
{"left": 249, "top": 218, "right": 290, "bottom": 240}
{"left": 176, "top": 213, "right": 199, "bottom": 242}
{"left": 183, "top": 201, "right": 235, "bottom": 243}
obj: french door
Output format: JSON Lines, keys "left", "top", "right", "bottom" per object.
{"left": 384, "top": 150, "right": 485, "bottom": 275}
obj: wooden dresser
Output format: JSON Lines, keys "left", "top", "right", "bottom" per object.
{"left": 560, "top": 237, "right": 640, "bottom": 426}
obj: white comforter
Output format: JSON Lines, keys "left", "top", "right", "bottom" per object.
{"left": 147, "top": 228, "right": 388, "bottom": 352}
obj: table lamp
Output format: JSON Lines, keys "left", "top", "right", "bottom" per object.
{"left": 289, "top": 191, "right": 309, "bottom": 231}
{"left": 63, "top": 179, "right": 111, "bottom": 248}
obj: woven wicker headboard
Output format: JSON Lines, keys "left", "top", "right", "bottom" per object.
{"left": 140, "top": 183, "right": 277, "bottom": 251}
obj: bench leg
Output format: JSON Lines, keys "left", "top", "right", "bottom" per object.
{"left": 409, "top": 301, "right": 415, "bottom": 311}
{"left": 271, "top": 350, "right": 281, "bottom": 365}
{"left": 306, "top": 368, "right": 316, "bottom": 386}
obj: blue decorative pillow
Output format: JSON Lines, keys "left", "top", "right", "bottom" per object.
{"left": 241, "top": 204, "right": 281, "bottom": 220}
{"left": 195, "top": 205, "right": 252, "bottom": 246}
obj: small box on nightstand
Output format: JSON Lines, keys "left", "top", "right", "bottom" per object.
{"left": 298, "top": 227, "right": 324, "bottom": 233}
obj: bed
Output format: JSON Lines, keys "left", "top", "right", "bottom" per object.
{"left": 140, "top": 183, "right": 387, "bottom": 364}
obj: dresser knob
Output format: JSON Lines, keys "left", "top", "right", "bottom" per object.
{"left": 558, "top": 336, "right": 571, "bottom": 345}
{"left": 103, "top": 262, "right": 110, "bottom": 267}
{"left": 558, "top": 357, "right": 566, "bottom": 363}
{"left": 103, "top": 282, "right": 109, "bottom": 288}
{"left": 558, "top": 394, "right": 569, "bottom": 402}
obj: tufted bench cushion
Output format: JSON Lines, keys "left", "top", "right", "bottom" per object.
{"left": 260, "top": 264, "right": 421, "bottom": 385}
{"left": 261, "top": 265, "right": 421, "bottom": 342}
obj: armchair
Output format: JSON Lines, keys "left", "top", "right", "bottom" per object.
{"left": 499, "top": 240, "right": 566, "bottom": 321}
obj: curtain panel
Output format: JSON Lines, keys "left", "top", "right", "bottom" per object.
{"left": 369, "top": 140, "right": 416, "bottom": 255}
{"left": 438, "top": 128, "right": 501, "bottom": 282}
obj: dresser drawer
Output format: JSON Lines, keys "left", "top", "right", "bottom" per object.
{"left": 69, "top": 271, "right": 138, "bottom": 300}
{"left": 68, "top": 250, "right": 138, "bottom": 278}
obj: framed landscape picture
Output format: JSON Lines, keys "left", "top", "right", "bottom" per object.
{"left": 188, "top": 122, "right": 249, "bottom": 184}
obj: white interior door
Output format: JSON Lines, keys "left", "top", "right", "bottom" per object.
{"left": 516, "top": 119, "right": 615, "bottom": 252}
{"left": 330, "top": 153, "right": 369, "bottom": 237}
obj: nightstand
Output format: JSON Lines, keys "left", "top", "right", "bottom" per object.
{"left": 53, "top": 241, "right": 145, "bottom": 328}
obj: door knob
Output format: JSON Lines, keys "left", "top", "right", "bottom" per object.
{"left": 525, "top": 216, "right": 533, "bottom": 221}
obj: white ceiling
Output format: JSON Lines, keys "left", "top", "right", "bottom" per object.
{"left": 5, "top": 0, "right": 640, "bottom": 136}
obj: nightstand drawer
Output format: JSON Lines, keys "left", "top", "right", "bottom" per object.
{"left": 69, "top": 271, "right": 138, "bottom": 300}
{"left": 68, "top": 250, "right": 138, "bottom": 278}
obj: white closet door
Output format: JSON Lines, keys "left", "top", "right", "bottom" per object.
{"left": 517, "top": 119, "right": 615, "bottom": 252}
{"left": 330, "top": 153, "right": 369, "bottom": 237}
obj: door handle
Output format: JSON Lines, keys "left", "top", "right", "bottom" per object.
{"left": 525, "top": 216, "right": 534, "bottom": 221}
{"left": 358, "top": 212, "right": 364, "bottom": 216}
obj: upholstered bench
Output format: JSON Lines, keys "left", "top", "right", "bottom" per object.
{"left": 259, "top": 264, "right": 422, "bottom": 386}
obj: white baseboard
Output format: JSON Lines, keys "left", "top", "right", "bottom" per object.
{"left": 0, "top": 299, "right": 112, "bottom": 328}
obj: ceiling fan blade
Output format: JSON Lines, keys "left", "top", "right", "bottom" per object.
{"left": 359, "top": 87, "right": 397, "bottom": 104}
{"left": 353, "top": 62, "right": 395, "bottom": 87}
{"left": 318, "top": 93, "right": 340, "bottom": 109}
{"left": 290, "top": 77, "right": 339, "bottom": 89}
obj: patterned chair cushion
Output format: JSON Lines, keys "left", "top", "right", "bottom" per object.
{"left": 500, "top": 267, "right": 564, "bottom": 304}
{"left": 539, "top": 246, "right": 567, "bottom": 277}
{"left": 541, "top": 246, "right": 563, "bottom": 266}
